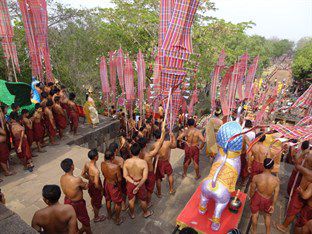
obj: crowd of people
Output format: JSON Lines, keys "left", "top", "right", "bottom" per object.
{"left": 0, "top": 82, "right": 81, "bottom": 175}
{"left": 0, "top": 83, "right": 311, "bottom": 234}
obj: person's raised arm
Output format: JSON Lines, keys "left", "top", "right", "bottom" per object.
{"left": 298, "top": 183, "right": 312, "bottom": 200}
{"left": 147, "top": 127, "right": 166, "bottom": 157}
{"left": 296, "top": 165, "right": 312, "bottom": 182}
{"left": 169, "top": 132, "right": 177, "bottom": 149}
{"left": 198, "top": 131, "right": 206, "bottom": 149}
{"left": 67, "top": 206, "right": 78, "bottom": 234}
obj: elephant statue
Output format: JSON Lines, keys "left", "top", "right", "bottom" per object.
{"left": 199, "top": 121, "right": 243, "bottom": 231}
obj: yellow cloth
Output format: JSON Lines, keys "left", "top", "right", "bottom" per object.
{"left": 205, "top": 118, "right": 218, "bottom": 156}
{"left": 206, "top": 160, "right": 238, "bottom": 193}
{"left": 83, "top": 102, "right": 92, "bottom": 124}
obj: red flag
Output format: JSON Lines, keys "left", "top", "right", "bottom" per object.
{"left": 237, "top": 52, "right": 249, "bottom": 101}
{"left": 109, "top": 52, "right": 117, "bottom": 104}
{"left": 124, "top": 56, "right": 135, "bottom": 101}
{"left": 245, "top": 56, "right": 259, "bottom": 99}
{"left": 116, "top": 48, "right": 125, "bottom": 94}
{"left": 0, "top": 0, "right": 20, "bottom": 74}
{"left": 100, "top": 56, "right": 110, "bottom": 99}
{"left": 210, "top": 49, "right": 226, "bottom": 111}
{"left": 228, "top": 62, "right": 239, "bottom": 109}
{"left": 137, "top": 50, "right": 146, "bottom": 115}
{"left": 220, "top": 66, "right": 234, "bottom": 116}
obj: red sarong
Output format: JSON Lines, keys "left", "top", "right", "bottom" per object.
{"left": 54, "top": 113, "right": 67, "bottom": 130}
{"left": 145, "top": 171, "right": 156, "bottom": 193}
{"left": 287, "top": 169, "right": 302, "bottom": 195}
{"left": 64, "top": 197, "right": 90, "bottom": 227}
{"left": 240, "top": 153, "right": 248, "bottom": 180}
{"left": 25, "top": 126, "right": 33, "bottom": 146}
{"left": 69, "top": 111, "right": 78, "bottom": 129}
{"left": 126, "top": 180, "right": 147, "bottom": 201}
{"left": 250, "top": 191, "right": 273, "bottom": 214}
{"left": 0, "top": 142, "right": 9, "bottom": 163}
{"left": 104, "top": 180, "right": 123, "bottom": 204}
{"left": 33, "top": 121, "right": 45, "bottom": 143}
{"left": 44, "top": 117, "right": 56, "bottom": 138}
{"left": 296, "top": 205, "right": 312, "bottom": 227}
{"left": 88, "top": 180, "right": 102, "bottom": 209}
{"left": 286, "top": 189, "right": 304, "bottom": 216}
{"left": 184, "top": 145, "right": 200, "bottom": 165}
{"left": 251, "top": 161, "right": 264, "bottom": 179}
{"left": 14, "top": 138, "right": 31, "bottom": 161}
{"left": 156, "top": 160, "right": 173, "bottom": 181}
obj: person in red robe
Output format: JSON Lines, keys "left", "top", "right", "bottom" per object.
{"left": 53, "top": 96, "right": 67, "bottom": 139}
{"left": 44, "top": 100, "right": 58, "bottom": 145}
{"left": 67, "top": 93, "right": 79, "bottom": 135}
{"left": 32, "top": 104, "right": 46, "bottom": 152}
{"left": 10, "top": 112, "right": 33, "bottom": 171}
{"left": 21, "top": 109, "right": 34, "bottom": 148}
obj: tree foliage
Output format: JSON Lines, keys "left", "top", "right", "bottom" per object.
{"left": 0, "top": 0, "right": 295, "bottom": 102}
{"left": 292, "top": 37, "right": 312, "bottom": 81}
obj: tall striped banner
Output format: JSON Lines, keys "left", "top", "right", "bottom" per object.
{"left": 220, "top": 65, "right": 234, "bottom": 116}
{"left": 100, "top": 56, "right": 110, "bottom": 99}
{"left": 210, "top": 49, "right": 226, "bottom": 111}
{"left": 116, "top": 48, "right": 125, "bottom": 95}
{"left": 237, "top": 52, "right": 249, "bottom": 101}
{"left": 109, "top": 52, "right": 117, "bottom": 104}
{"left": 137, "top": 50, "right": 146, "bottom": 117}
{"left": 245, "top": 56, "right": 259, "bottom": 99}
{"left": 124, "top": 56, "right": 135, "bottom": 101}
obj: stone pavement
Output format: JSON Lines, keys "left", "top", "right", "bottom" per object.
{"left": 0, "top": 125, "right": 293, "bottom": 233}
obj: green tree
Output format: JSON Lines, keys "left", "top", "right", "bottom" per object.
{"left": 292, "top": 38, "right": 312, "bottom": 81}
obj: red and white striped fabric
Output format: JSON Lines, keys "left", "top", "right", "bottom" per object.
{"left": 255, "top": 96, "right": 276, "bottom": 124}
{"left": 245, "top": 56, "right": 259, "bottom": 99}
{"left": 220, "top": 65, "right": 234, "bottom": 116}
{"left": 210, "top": 49, "right": 226, "bottom": 111}
{"left": 124, "top": 56, "right": 135, "bottom": 101}
{"left": 236, "top": 52, "right": 249, "bottom": 101}
{"left": 270, "top": 124, "right": 312, "bottom": 141}
{"left": 116, "top": 48, "right": 125, "bottom": 95}
{"left": 296, "top": 116, "right": 312, "bottom": 127}
{"left": 0, "top": 0, "right": 20, "bottom": 74}
{"left": 228, "top": 62, "right": 239, "bottom": 109}
{"left": 109, "top": 52, "right": 117, "bottom": 104}
{"left": 291, "top": 85, "right": 312, "bottom": 109}
{"left": 187, "top": 88, "right": 198, "bottom": 116}
{"left": 137, "top": 50, "right": 146, "bottom": 115}
{"left": 100, "top": 56, "right": 110, "bottom": 99}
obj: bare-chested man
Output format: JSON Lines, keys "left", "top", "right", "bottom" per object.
{"left": 53, "top": 96, "right": 67, "bottom": 139}
{"left": 32, "top": 185, "right": 78, "bottom": 234}
{"left": 295, "top": 180, "right": 312, "bottom": 234}
{"left": 277, "top": 149, "right": 312, "bottom": 233}
{"left": 44, "top": 100, "right": 57, "bottom": 145}
{"left": 249, "top": 158, "right": 280, "bottom": 234}
{"left": 21, "top": 109, "right": 34, "bottom": 148}
{"left": 123, "top": 142, "right": 157, "bottom": 219}
{"left": 0, "top": 110, "right": 13, "bottom": 176}
{"left": 138, "top": 129, "right": 165, "bottom": 207}
{"left": 81, "top": 149, "right": 105, "bottom": 223}
{"left": 60, "top": 158, "right": 91, "bottom": 234}
{"left": 32, "top": 104, "right": 45, "bottom": 152}
{"left": 10, "top": 112, "right": 33, "bottom": 171}
{"left": 178, "top": 118, "right": 205, "bottom": 179}
{"left": 155, "top": 130, "right": 177, "bottom": 198}
{"left": 101, "top": 150, "right": 124, "bottom": 225}
{"left": 248, "top": 133, "right": 269, "bottom": 179}
{"left": 67, "top": 93, "right": 79, "bottom": 135}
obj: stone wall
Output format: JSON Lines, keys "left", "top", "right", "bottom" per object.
{"left": 67, "top": 119, "right": 120, "bottom": 153}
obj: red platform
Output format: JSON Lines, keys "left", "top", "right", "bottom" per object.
{"left": 176, "top": 185, "right": 247, "bottom": 234}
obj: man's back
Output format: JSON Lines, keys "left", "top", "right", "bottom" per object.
{"left": 254, "top": 173, "right": 279, "bottom": 198}
{"left": 60, "top": 175, "right": 82, "bottom": 201}
{"left": 32, "top": 204, "right": 76, "bottom": 234}
{"left": 252, "top": 142, "right": 269, "bottom": 162}
{"left": 124, "top": 157, "right": 146, "bottom": 180}
{"left": 101, "top": 161, "right": 119, "bottom": 184}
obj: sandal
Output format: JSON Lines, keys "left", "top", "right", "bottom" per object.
{"left": 275, "top": 223, "right": 287, "bottom": 233}
{"left": 154, "top": 191, "right": 162, "bottom": 198}
{"left": 128, "top": 211, "right": 135, "bottom": 219}
{"left": 94, "top": 215, "right": 106, "bottom": 223}
{"left": 144, "top": 210, "right": 154, "bottom": 219}
{"left": 115, "top": 217, "right": 125, "bottom": 226}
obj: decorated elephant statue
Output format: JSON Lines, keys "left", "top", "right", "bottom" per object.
{"left": 199, "top": 121, "right": 243, "bottom": 231}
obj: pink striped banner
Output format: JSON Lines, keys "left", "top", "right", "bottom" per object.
{"left": 220, "top": 65, "right": 234, "bottom": 116}
{"left": 245, "top": 56, "right": 259, "bottom": 99}
{"left": 100, "top": 56, "right": 110, "bottom": 99}
{"left": 109, "top": 52, "right": 117, "bottom": 104}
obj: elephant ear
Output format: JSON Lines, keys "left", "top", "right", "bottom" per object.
{"left": 5, "top": 82, "right": 32, "bottom": 107}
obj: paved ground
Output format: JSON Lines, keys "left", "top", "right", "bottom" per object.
{"left": 0, "top": 122, "right": 293, "bottom": 234}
